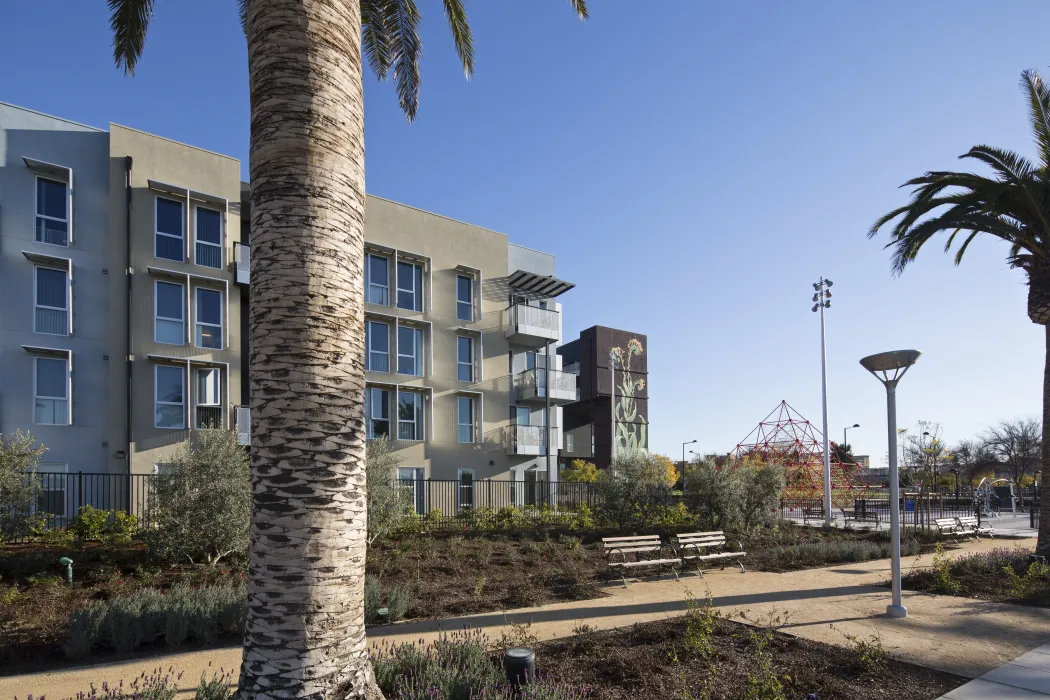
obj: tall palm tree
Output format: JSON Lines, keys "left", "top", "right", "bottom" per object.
{"left": 870, "top": 69, "right": 1050, "bottom": 556}
{"left": 107, "top": 0, "right": 588, "bottom": 697}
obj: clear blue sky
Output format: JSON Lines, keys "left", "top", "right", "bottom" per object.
{"left": 2, "top": 1, "right": 1047, "bottom": 466}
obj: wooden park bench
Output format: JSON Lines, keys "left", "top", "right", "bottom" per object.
{"left": 600, "top": 535, "right": 681, "bottom": 588}
{"left": 671, "top": 531, "right": 747, "bottom": 576}
{"left": 802, "top": 504, "right": 825, "bottom": 525}
{"left": 956, "top": 515, "right": 994, "bottom": 539}
{"left": 934, "top": 517, "right": 968, "bottom": 544}
{"left": 842, "top": 508, "right": 881, "bottom": 529}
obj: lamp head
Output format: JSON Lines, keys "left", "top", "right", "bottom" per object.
{"left": 852, "top": 423, "right": 860, "bottom": 428}
{"left": 859, "top": 349, "right": 921, "bottom": 385}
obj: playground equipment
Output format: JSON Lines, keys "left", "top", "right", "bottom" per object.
{"left": 974, "top": 477, "right": 1015, "bottom": 518}
{"left": 732, "top": 400, "right": 863, "bottom": 508}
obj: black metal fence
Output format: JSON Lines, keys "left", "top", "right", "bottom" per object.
{"left": 28, "top": 472, "right": 155, "bottom": 532}
{"left": 779, "top": 491, "right": 980, "bottom": 529}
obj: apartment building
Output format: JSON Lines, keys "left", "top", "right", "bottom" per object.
{"left": 558, "top": 326, "right": 649, "bottom": 470}
{"left": 1, "top": 102, "right": 575, "bottom": 509}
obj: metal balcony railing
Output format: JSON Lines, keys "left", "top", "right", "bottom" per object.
{"left": 503, "top": 304, "right": 559, "bottom": 344}
{"left": 515, "top": 368, "right": 576, "bottom": 403}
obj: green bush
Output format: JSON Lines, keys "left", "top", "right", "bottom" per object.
{"left": 683, "top": 456, "right": 785, "bottom": 531}
{"left": 145, "top": 430, "right": 251, "bottom": 565}
{"left": 365, "top": 576, "right": 412, "bottom": 625}
{"left": 0, "top": 430, "right": 45, "bottom": 542}
{"left": 64, "top": 583, "right": 247, "bottom": 658}
{"left": 367, "top": 440, "right": 414, "bottom": 544}
{"left": 68, "top": 505, "right": 140, "bottom": 544}
{"left": 596, "top": 451, "right": 675, "bottom": 530}
{"left": 22, "top": 667, "right": 235, "bottom": 700}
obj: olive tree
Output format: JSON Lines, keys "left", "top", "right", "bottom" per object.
{"left": 0, "top": 431, "right": 45, "bottom": 541}
{"left": 366, "top": 439, "right": 412, "bottom": 544}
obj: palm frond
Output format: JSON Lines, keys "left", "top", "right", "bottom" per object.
{"left": 385, "top": 0, "right": 422, "bottom": 121}
{"left": 442, "top": 0, "right": 474, "bottom": 78}
{"left": 107, "top": 0, "right": 155, "bottom": 75}
{"left": 362, "top": 0, "right": 394, "bottom": 79}
{"left": 1022, "top": 70, "right": 1050, "bottom": 170}
{"left": 568, "top": 0, "right": 589, "bottom": 20}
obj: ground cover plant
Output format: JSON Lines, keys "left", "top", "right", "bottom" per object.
{"left": 902, "top": 545, "right": 1048, "bottom": 605}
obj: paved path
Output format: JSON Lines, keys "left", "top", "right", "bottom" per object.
{"left": 938, "top": 641, "right": 1050, "bottom": 698}
{"left": 4, "top": 537, "right": 1045, "bottom": 699}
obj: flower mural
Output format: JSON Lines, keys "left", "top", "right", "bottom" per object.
{"left": 611, "top": 337, "right": 648, "bottom": 455}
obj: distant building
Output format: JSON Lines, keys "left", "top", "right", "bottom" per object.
{"left": 855, "top": 455, "right": 870, "bottom": 469}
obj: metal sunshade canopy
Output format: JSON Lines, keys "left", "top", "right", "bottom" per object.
{"left": 507, "top": 270, "right": 575, "bottom": 298}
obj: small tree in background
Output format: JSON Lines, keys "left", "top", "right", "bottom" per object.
{"left": 596, "top": 451, "right": 675, "bottom": 530}
{"left": 650, "top": 453, "right": 679, "bottom": 488}
{"left": 683, "top": 456, "right": 742, "bottom": 530}
{"left": 561, "top": 459, "right": 600, "bottom": 482}
{"left": 366, "top": 440, "right": 411, "bottom": 544}
{"left": 735, "top": 459, "right": 786, "bottom": 530}
{"left": 145, "top": 430, "right": 250, "bottom": 565}
{"left": 0, "top": 431, "right": 45, "bottom": 541}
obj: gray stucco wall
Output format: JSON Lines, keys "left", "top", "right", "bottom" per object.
{"left": 508, "top": 243, "right": 555, "bottom": 277}
{"left": 0, "top": 103, "right": 112, "bottom": 472}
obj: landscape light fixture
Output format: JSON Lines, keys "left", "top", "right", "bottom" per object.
{"left": 811, "top": 278, "right": 834, "bottom": 526}
{"left": 860, "top": 349, "right": 921, "bottom": 619}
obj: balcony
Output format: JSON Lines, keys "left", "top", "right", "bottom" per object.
{"left": 515, "top": 368, "right": 576, "bottom": 404}
{"left": 505, "top": 424, "right": 556, "bottom": 456}
{"left": 503, "top": 304, "right": 559, "bottom": 346}
{"left": 234, "top": 243, "right": 250, "bottom": 285}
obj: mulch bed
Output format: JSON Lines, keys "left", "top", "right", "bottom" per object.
{"left": 535, "top": 615, "right": 965, "bottom": 699}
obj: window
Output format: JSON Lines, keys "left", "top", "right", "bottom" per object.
{"left": 457, "top": 396, "right": 474, "bottom": 443}
{"left": 566, "top": 433, "right": 574, "bottom": 452}
{"left": 514, "top": 406, "right": 530, "bottom": 426}
{"left": 397, "top": 391, "right": 424, "bottom": 441}
{"left": 398, "top": 467, "right": 426, "bottom": 514}
{"left": 34, "top": 266, "right": 68, "bottom": 336}
{"left": 34, "top": 357, "right": 68, "bottom": 425}
{"left": 155, "top": 364, "right": 185, "bottom": 429}
{"left": 365, "top": 387, "right": 390, "bottom": 438}
{"left": 195, "top": 367, "right": 222, "bottom": 429}
{"left": 195, "top": 287, "right": 223, "bottom": 349}
{"left": 155, "top": 281, "right": 185, "bottom": 345}
{"left": 36, "top": 464, "right": 67, "bottom": 518}
{"left": 397, "top": 325, "right": 424, "bottom": 376}
{"left": 456, "top": 275, "right": 474, "bottom": 321}
{"left": 366, "top": 321, "right": 390, "bottom": 372}
{"left": 195, "top": 207, "right": 222, "bottom": 269}
{"left": 36, "top": 177, "right": 68, "bottom": 246}
{"left": 458, "top": 469, "right": 475, "bottom": 510}
{"left": 396, "top": 261, "right": 424, "bottom": 311}
{"left": 457, "top": 335, "right": 474, "bottom": 382}
{"left": 155, "top": 197, "right": 184, "bottom": 262}
{"left": 365, "top": 253, "right": 389, "bottom": 305}
{"left": 525, "top": 351, "right": 537, "bottom": 371}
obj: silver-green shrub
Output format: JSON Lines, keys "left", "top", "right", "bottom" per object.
{"left": 145, "top": 430, "right": 251, "bottom": 565}
{"left": 0, "top": 430, "right": 45, "bottom": 542}
{"left": 595, "top": 451, "right": 675, "bottom": 530}
{"left": 367, "top": 439, "right": 413, "bottom": 544}
{"left": 63, "top": 599, "right": 108, "bottom": 659}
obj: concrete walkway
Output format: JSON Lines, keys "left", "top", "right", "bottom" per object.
{"left": 4, "top": 537, "right": 1046, "bottom": 699}
{"left": 938, "top": 642, "right": 1050, "bottom": 698}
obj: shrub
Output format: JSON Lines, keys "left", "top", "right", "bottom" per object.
{"left": 365, "top": 576, "right": 412, "bottom": 625}
{"left": 20, "top": 667, "right": 187, "bottom": 700}
{"left": 736, "top": 460, "right": 786, "bottom": 530}
{"left": 1004, "top": 558, "right": 1050, "bottom": 598}
{"left": 561, "top": 459, "right": 600, "bottom": 482}
{"left": 193, "top": 669, "right": 235, "bottom": 700}
{"left": 0, "top": 430, "right": 45, "bottom": 542}
{"left": 368, "top": 439, "right": 414, "bottom": 544}
{"left": 69, "top": 505, "right": 140, "bottom": 544}
{"left": 596, "top": 451, "right": 675, "bottom": 530}
{"left": 145, "top": 430, "right": 251, "bottom": 565}
{"left": 931, "top": 544, "right": 961, "bottom": 594}
{"left": 683, "top": 456, "right": 742, "bottom": 530}
{"left": 64, "top": 600, "right": 108, "bottom": 659}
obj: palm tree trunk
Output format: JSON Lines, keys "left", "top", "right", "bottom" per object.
{"left": 1040, "top": 323, "right": 1050, "bottom": 557}
{"left": 239, "top": 1, "right": 382, "bottom": 698}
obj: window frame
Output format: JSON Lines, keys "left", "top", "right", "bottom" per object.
{"left": 365, "top": 253, "right": 390, "bottom": 306}
{"left": 397, "top": 325, "right": 424, "bottom": 376}
{"left": 194, "top": 366, "right": 223, "bottom": 430}
{"left": 397, "top": 390, "right": 424, "bottom": 441}
{"left": 194, "top": 286, "right": 224, "bottom": 350}
{"left": 33, "top": 265, "right": 69, "bottom": 336}
{"left": 154, "top": 279, "right": 185, "bottom": 345}
{"left": 154, "top": 364, "right": 186, "bottom": 430}
{"left": 566, "top": 433, "right": 574, "bottom": 453}
{"left": 456, "top": 274, "right": 474, "bottom": 322}
{"left": 396, "top": 260, "right": 424, "bottom": 311}
{"left": 366, "top": 320, "right": 390, "bottom": 372}
{"left": 457, "top": 395, "right": 475, "bottom": 444}
{"left": 365, "top": 386, "right": 391, "bottom": 439}
{"left": 193, "top": 205, "right": 224, "bottom": 270}
{"left": 34, "top": 176, "right": 69, "bottom": 247}
{"left": 154, "top": 196, "right": 185, "bottom": 262}
{"left": 457, "top": 335, "right": 474, "bottom": 382}
{"left": 33, "top": 356, "right": 69, "bottom": 426}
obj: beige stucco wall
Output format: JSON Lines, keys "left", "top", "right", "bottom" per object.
{"left": 108, "top": 125, "right": 243, "bottom": 474}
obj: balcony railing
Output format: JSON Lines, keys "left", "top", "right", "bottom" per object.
{"left": 505, "top": 421, "right": 559, "bottom": 456}
{"left": 503, "top": 304, "right": 559, "bottom": 346}
{"left": 515, "top": 368, "right": 576, "bottom": 404}
{"left": 195, "top": 405, "right": 223, "bottom": 430}
{"left": 234, "top": 243, "right": 250, "bottom": 285}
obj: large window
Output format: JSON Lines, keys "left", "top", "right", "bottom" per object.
{"left": 34, "top": 266, "right": 68, "bottom": 336}
{"left": 155, "top": 197, "right": 184, "bottom": 262}
{"left": 365, "top": 387, "right": 390, "bottom": 438}
{"left": 35, "top": 177, "right": 68, "bottom": 246}
{"left": 397, "top": 391, "right": 424, "bottom": 441}
{"left": 457, "top": 335, "right": 474, "bottom": 382}
{"left": 34, "top": 357, "right": 68, "bottom": 425}
{"left": 155, "top": 281, "right": 185, "bottom": 345}
{"left": 195, "top": 288, "right": 223, "bottom": 349}
{"left": 457, "top": 396, "right": 474, "bottom": 444}
{"left": 195, "top": 367, "right": 222, "bottom": 429}
{"left": 397, "top": 325, "right": 424, "bottom": 376}
{"left": 365, "top": 253, "right": 389, "bottom": 305}
{"left": 397, "top": 261, "right": 424, "bottom": 311}
{"left": 366, "top": 320, "right": 390, "bottom": 372}
{"left": 195, "top": 207, "right": 222, "bottom": 269}
{"left": 155, "top": 364, "right": 185, "bottom": 429}
{"left": 456, "top": 275, "right": 474, "bottom": 322}
{"left": 514, "top": 406, "right": 530, "bottom": 426}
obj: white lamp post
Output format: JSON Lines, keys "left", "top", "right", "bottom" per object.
{"left": 812, "top": 278, "right": 833, "bottom": 526}
{"left": 860, "top": 349, "right": 921, "bottom": 619}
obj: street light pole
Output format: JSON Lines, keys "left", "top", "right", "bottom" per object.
{"left": 812, "top": 278, "right": 833, "bottom": 526}
{"left": 844, "top": 423, "right": 859, "bottom": 452}
{"left": 682, "top": 439, "right": 697, "bottom": 468}
{"left": 861, "top": 349, "right": 921, "bottom": 620}
{"left": 609, "top": 349, "right": 618, "bottom": 464}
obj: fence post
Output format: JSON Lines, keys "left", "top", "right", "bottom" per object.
{"left": 77, "top": 471, "right": 83, "bottom": 514}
